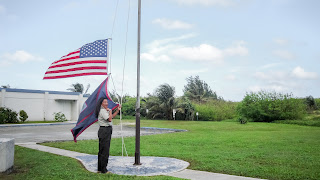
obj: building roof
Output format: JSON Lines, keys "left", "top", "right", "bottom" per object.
{"left": 0, "top": 88, "right": 90, "bottom": 97}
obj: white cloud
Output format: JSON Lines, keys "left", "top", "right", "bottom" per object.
{"left": 141, "top": 34, "right": 196, "bottom": 62}
{"left": 223, "top": 41, "right": 248, "bottom": 56}
{"left": 225, "top": 74, "right": 236, "bottom": 81}
{"left": 229, "top": 66, "right": 247, "bottom": 73}
{"left": 0, "top": 61, "right": 10, "bottom": 67}
{"left": 260, "top": 63, "right": 282, "bottom": 69}
{"left": 273, "top": 50, "right": 295, "bottom": 60}
{"left": 171, "top": 41, "right": 248, "bottom": 63}
{"left": 273, "top": 38, "right": 289, "bottom": 45}
{"left": 173, "top": 0, "right": 236, "bottom": 7}
{"left": 248, "top": 83, "right": 289, "bottom": 93}
{"left": 254, "top": 72, "right": 269, "bottom": 80}
{"left": 146, "top": 34, "right": 196, "bottom": 50}
{"left": 254, "top": 71, "right": 288, "bottom": 81}
{"left": 248, "top": 80, "right": 300, "bottom": 94}
{"left": 250, "top": 66, "right": 318, "bottom": 95}
{"left": 291, "top": 66, "right": 318, "bottom": 80}
{"left": 252, "top": 72, "right": 290, "bottom": 92}
{"left": 141, "top": 53, "right": 171, "bottom": 62}
{"left": 254, "top": 67, "right": 318, "bottom": 82}
{"left": 1, "top": 50, "right": 44, "bottom": 64}
{"left": 248, "top": 85, "right": 261, "bottom": 92}
{"left": 171, "top": 44, "right": 224, "bottom": 63}
{"left": 142, "top": 35, "right": 248, "bottom": 63}
{"left": 152, "top": 18, "right": 194, "bottom": 30}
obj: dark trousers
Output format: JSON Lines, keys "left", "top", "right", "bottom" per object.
{"left": 98, "top": 126, "right": 112, "bottom": 173}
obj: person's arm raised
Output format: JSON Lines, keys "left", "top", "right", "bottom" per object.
{"left": 112, "top": 106, "right": 121, "bottom": 118}
{"left": 105, "top": 108, "right": 112, "bottom": 122}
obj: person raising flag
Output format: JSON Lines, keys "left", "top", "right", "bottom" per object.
{"left": 95, "top": 97, "right": 121, "bottom": 173}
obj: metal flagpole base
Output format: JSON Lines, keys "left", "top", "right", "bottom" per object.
{"left": 134, "top": 152, "right": 142, "bottom": 165}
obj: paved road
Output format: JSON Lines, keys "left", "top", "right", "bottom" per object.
{"left": 0, "top": 122, "right": 168, "bottom": 143}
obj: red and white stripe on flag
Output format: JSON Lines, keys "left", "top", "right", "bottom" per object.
{"left": 43, "top": 39, "right": 108, "bottom": 79}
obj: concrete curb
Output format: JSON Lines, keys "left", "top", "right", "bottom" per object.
{"left": 167, "top": 169, "right": 265, "bottom": 180}
{"left": 141, "top": 127, "right": 187, "bottom": 132}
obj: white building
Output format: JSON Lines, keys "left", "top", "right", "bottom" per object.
{"left": 0, "top": 88, "right": 89, "bottom": 121}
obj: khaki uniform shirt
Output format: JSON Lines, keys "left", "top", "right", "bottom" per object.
{"left": 98, "top": 108, "right": 112, "bottom": 127}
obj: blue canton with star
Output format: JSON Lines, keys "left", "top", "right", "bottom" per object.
{"left": 80, "top": 39, "right": 108, "bottom": 58}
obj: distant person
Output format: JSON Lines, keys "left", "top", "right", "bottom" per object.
{"left": 95, "top": 97, "right": 121, "bottom": 174}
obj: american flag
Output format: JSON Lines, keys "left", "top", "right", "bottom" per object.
{"left": 43, "top": 39, "right": 109, "bottom": 79}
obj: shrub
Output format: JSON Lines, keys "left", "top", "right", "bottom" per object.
{"left": 305, "top": 95, "right": 317, "bottom": 111}
{"left": 0, "top": 107, "right": 19, "bottom": 123}
{"left": 175, "top": 96, "right": 195, "bottom": 121}
{"left": 19, "top": 110, "right": 28, "bottom": 122}
{"left": 237, "top": 91, "right": 306, "bottom": 122}
{"left": 53, "top": 112, "right": 67, "bottom": 122}
{"left": 194, "top": 100, "right": 238, "bottom": 121}
{"left": 120, "top": 96, "right": 147, "bottom": 117}
{"left": 238, "top": 116, "right": 248, "bottom": 124}
{"left": 0, "top": 113, "right": 5, "bottom": 124}
{"left": 315, "top": 98, "right": 320, "bottom": 110}
{"left": 121, "top": 97, "right": 137, "bottom": 116}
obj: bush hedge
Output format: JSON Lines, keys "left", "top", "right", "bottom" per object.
{"left": 305, "top": 95, "right": 318, "bottom": 111}
{"left": 237, "top": 91, "right": 306, "bottom": 122}
{"left": 193, "top": 100, "right": 238, "bottom": 121}
{"left": 314, "top": 98, "right": 320, "bottom": 109}
{"left": 53, "top": 112, "right": 67, "bottom": 122}
{"left": 0, "top": 107, "right": 19, "bottom": 123}
{"left": 19, "top": 110, "right": 28, "bottom": 122}
{"left": 0, "top": 113, "right": 5, "bottom": 124}
{"left": 121, "top": 97, "right": 136, "bottom": 116}
{"left": 120, "top": 96, "right": 147, "bottom": 117}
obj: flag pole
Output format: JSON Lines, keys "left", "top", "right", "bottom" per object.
{"left": 134, "top": 0, "right": 142, "bottom": 165}
{"left": 107, "top": 38, "right": 110, "bottom": 75}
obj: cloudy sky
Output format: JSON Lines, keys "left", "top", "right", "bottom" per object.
{"left": 0, "top": 0, "right": 319, "bottom": 101}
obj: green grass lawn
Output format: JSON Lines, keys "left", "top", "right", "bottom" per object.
{"left": 3, "top": 120, "right": 320, "bottom": 180}
{"left": 40, "top": 120, "right": 320, "bottom": 180}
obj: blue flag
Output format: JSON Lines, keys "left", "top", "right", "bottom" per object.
{"left": 71, "top": 77, "right": 119, "bottom": 142}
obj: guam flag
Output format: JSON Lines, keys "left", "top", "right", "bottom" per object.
{"left": 71, "top": 77, "right": 119, "bottom": 142}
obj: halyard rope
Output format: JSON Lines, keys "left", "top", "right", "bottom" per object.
{"left": 108, "top": 0, "right": 131, "bottom": 157}
{"left": 108, "top": 0, "right": 119, "bottom": 75}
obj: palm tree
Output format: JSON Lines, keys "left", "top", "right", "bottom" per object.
{"left": 1, "top": 84, "right": 10, "bottom": 88}
{"left": 183, "top": 76, "right": 217, "bottom": 103}
{"left": 84, "top": 84, "right": 90, "bottom": 94}
{"left": 67, "top": 83, "right": 90, "bottom": 94}
{"left": 146, "top": 84, "right": 176, "bottom": 120}
{"left": 156, "top": 84, "right": 176, "bottom": 120}
{"left": 175, "top": 96, "right": 195, "bottom": 121}
{"left": 146, "top": 95, "right": 165, "bottom": 119}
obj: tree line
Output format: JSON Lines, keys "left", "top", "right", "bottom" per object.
{"left": 2, "top": 75, "right": 319, "bottom": 123}
{"left": 66, "top": 76, "right": 320, "bottom": 123}
{"left": 110, "top": 76, "right": 219, "bottom": 120}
